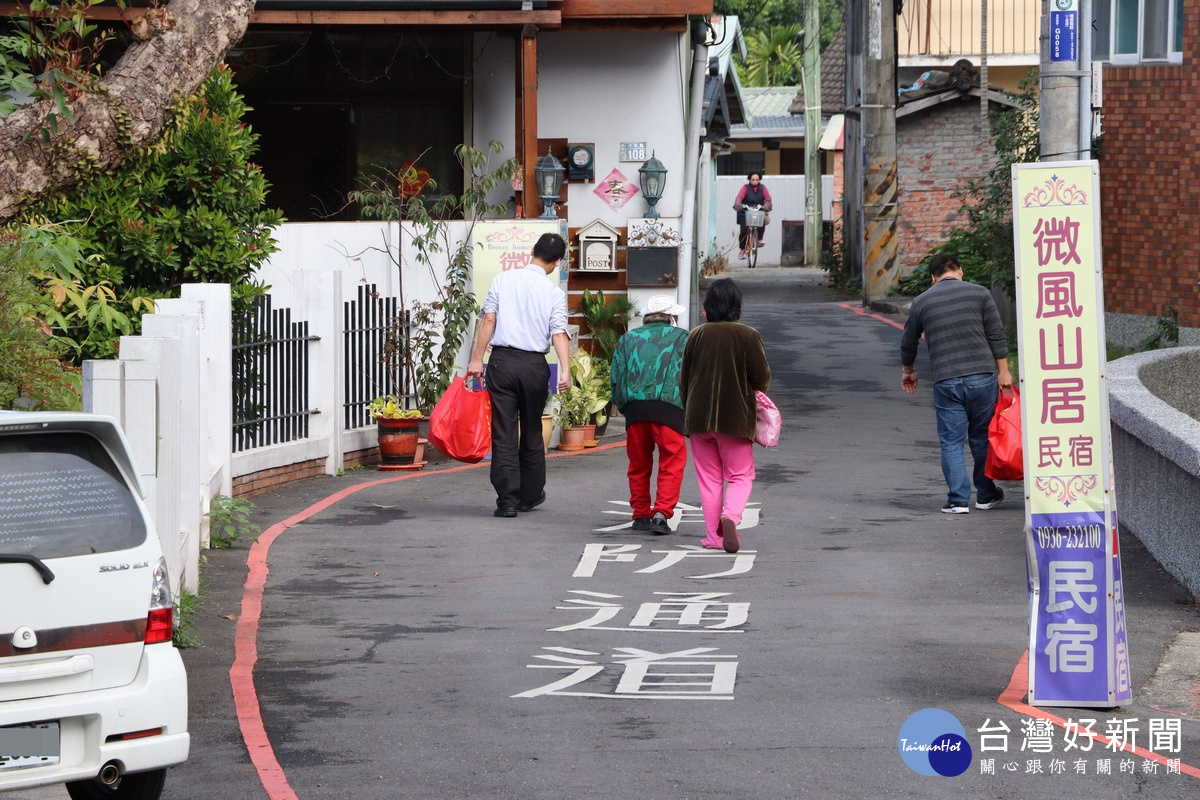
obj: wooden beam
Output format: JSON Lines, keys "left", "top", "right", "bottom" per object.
{"left": 517, "top": 26, "right": 539, "bottom": 219}
{"left": 559, "top": 0, "right": 711, "bottom": 16}
{"left": 249, "top": 10, "right": 561, "bottom": 26}
{"left": 561, "top": 19, "right": 688, "bottom": 33}
{"left": 0, "top": 5, "right": 561, "bottom": 27}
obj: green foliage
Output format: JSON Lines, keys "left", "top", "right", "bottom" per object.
{"left": 719, "top": 0, "right": 843, "bottom": 88}
{"left": 551, "top": 385, "right": 592, "bottom": 429}
{"left": 0, "top": 0, "right": 123, "bottom": 127}
{"left": 366, "top": 395, "right": 422, "bottom": 419}
{"left": 350, "top": 141, "right": 518, "bottom": 412}
{"left": 819, "top": 220, "right": 860, "bottom": 298}
{"left": 206, "top": 494, "right": 260, "bottom": 550}
{"left": 0, "top": 228, "right": 83, "bottom": 409}
{"left": 741, "top": 25, "right": 803, "bottom": 87}
{"left": 173, "top": 586, "right": 202, "bottom": 649}
{"left": 903, "top": 70, "right": 1040, "bottom": 298}
{"left": 579, "top": 289, "right": 636, "bottom": 361}
{"left": 569, "top": 349, "right": 611, "bottom": 426}
{"left": 715, "top": 0, "right": 842, "bottom": 47}
{"left": 21, "top": 66, "right": 281, "bottom": 360}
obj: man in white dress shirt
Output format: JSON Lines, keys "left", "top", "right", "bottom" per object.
{"left": 467, "top": 233, "right": 572, "bottom": 517}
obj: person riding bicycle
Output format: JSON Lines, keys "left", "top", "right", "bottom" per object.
{"left": 733, "top": 171, "right": 773, "bottom": 260}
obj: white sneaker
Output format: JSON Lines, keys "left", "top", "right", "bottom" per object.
{"left": 941, "top": 502, "right": 970, "bottom": 514}
{"left": 976, "top": 489, "right": 1005, "bottom": 510}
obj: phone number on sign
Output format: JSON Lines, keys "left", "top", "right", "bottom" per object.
{"left": 1035, "top": 525, "right": 1103, "bottom": 549}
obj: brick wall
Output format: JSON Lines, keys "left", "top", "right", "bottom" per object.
{"left": 895, "top": 98, "right": 994, "bottom": 276}
{"left": 1098, "top": 42, "right": 1200, "bottom": 328}
{"left": 233, "top": 457, "right": 328, "bottom": 498}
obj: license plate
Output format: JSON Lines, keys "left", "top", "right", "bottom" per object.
{"left": 0, "top": 722, "right": 60, "bottom": 770}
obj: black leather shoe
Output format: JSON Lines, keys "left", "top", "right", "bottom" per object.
{"left": 649, "top": 513, "right": 672, "bottom": 535}
{"left": 494, "top": 507, "right": 518, "bottom": 518}
{"left": 516, "top": 491, "right": 546, "bottom": 512}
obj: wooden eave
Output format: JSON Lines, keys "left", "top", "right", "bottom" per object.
{"left": 0, "top": 0, "right": 707, "bottom": 27}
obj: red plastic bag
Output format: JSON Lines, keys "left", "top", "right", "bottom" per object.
{"left": 428, "top": 376, "right": 491, "bottom": 463}
{"left": 984, "top": 386, "right": 1023, "bottom": 481}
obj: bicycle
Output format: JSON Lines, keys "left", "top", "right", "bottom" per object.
{"left": 743, "top": 205, "right": 765, "bottom": 269}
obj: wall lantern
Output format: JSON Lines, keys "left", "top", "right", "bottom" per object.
{"left": 638, "top": 152, "right": 667, "bottom": 219}
{"left": 534, "top": 149, "right": 565, "bottom": 220}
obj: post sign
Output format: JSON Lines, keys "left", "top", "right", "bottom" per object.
{"left": 1050, "top": 0, "right": 1078, "bottom": 62}
{"left": 1012, "top": 162, "right": 1131, "bottom": 708}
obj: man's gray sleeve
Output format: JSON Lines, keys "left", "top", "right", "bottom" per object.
{"left": 982, "top": 294, "right": 1008, "bottom": 360}
{"left": 899, "top": 301, "right": 922, "bottom": 366}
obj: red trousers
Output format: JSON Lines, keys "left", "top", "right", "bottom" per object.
{"left": 625, "top": 421, "right": 688, "bottom": 520}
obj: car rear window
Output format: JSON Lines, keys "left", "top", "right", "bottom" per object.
{"left": 0, "top": 432, "right": 146, "bottom": 559}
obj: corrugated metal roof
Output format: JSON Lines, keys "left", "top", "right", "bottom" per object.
{"left": 742, "top": 86, "right": 803, "bottom": 119}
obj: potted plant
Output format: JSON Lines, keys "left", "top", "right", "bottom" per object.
{"left": 551, "top": 386, "right": 591, "bottom": 451}
{"left": 367, "top": 395, "right": 425, "bottom": 470}
{"left": 569, "top": 350, "right": 611, "bottom": 443}
{"left": 350, "top": 142, "right": 518, "bottom": 416}
{"left": 579, "top": 289, "right": 636, "bottom": 360}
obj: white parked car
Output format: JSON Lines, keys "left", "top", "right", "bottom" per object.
{"left": 1, "top": 412, "right": 189, "bottom": 799}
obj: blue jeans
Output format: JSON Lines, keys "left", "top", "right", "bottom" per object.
{"left": 933, "top": 373, "right": 1000, "bottom": 505}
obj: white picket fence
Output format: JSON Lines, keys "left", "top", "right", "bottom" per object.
{"left": 81, "top": 221, "right": 469, "bottom": 592}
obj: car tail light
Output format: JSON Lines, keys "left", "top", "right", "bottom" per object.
{"left": 145, "top": 557, "right": 174, "bottom": 645}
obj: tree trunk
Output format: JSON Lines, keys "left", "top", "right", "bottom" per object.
{"left": 0, "top": 0, "right": 255, "bottom": 224}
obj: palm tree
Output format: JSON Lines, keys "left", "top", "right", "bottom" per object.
{"left": 740, "top": 24, "right": 803, "bottom": 87}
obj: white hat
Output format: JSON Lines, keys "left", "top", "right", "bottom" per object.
{"left": 641, "top": 295, "right": 685, "bottom": 317}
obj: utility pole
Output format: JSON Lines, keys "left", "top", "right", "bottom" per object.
{"left": 802, "top": 0, "right": 823, "bottom": 265}
{"left": 857, "top": 0, "right": 899, "bottom": 302}
{"left": 1040, "top": 0, "right": 1082, "bottom": 162}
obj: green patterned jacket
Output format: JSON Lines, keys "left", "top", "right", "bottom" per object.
{"left": 610, "top": 321, "right": 689, "bottom": 411}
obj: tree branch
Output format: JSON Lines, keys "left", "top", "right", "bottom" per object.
{"left": 0, "top": 0, "right": 255, "bottom": 224}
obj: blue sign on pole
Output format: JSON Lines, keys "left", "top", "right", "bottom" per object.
{"left": 1051, "top": 10, "right": 1079, "bottom": 62}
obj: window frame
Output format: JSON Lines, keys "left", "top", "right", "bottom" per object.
{"left": 1096, "top": 0, "right": 1184, "bottom": 65}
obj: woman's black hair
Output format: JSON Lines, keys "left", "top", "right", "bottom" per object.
{"left": 703, "top": 278, "right": 742, "bottom": 322}
{"left": 746, "top": 171, "right": 763, "bottom": 182}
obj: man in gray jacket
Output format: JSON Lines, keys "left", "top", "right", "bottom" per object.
{"left": 900, "top": 253, "right": 1013, "bottom": 513}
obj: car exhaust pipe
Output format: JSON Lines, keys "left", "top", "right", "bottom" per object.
{"left": 98, "top": 762, "right": 121, "bottom": 786}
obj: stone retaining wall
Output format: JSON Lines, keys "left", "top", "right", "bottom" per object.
{"left": 1108, "top": 347, "right": 1200, "bottom": 597}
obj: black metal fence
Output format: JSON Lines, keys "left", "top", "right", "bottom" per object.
{"left": 232, "top": 295, "right": 319, "bottom": 452}
{"left": 343, "top": 284, "right": 409, "bottom": 430}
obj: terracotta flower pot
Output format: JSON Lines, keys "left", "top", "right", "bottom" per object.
{"left": 376, "top": 417, "right": 422, "bottom": 469}
{"left": 556, "top": 425, "right": 587, "bottom": 451}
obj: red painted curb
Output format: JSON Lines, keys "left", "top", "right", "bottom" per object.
{"left": 999, "top": 651, "right": 1200, "bottom": 779}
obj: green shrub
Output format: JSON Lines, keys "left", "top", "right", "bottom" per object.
{"left": 23, "top": 65, "right": 283, "bottom": 360}
{"left": 0, "top": 228, "right": 83, "bottom": 410}
{"left": 207, "top": 494, "right": 260, "bottom": 550}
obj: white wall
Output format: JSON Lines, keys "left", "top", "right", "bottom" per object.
{"left": 712, "top": 175, "right": 837, "bottom": 265}
{"left": 472, "top": 30, "right": 690, "bottom": 230}
{"left": 538, "top": 31, "right": 689, "bottom": 226}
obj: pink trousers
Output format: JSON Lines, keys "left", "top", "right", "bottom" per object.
{"left": 689, "top": 432, "right": 756, "bottom": 539}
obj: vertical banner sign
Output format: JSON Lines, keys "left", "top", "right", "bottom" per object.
{"left": 470, "top": 221, "right": 565, "bottom": 384}
{"left": 1050, "top": 0, "right": 1079, "bottom": 62}
{"left": 1012, "top": 162, "right": 1131, "bottom": 708}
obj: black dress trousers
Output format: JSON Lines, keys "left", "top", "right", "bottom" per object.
{"left": 486, "top": 347, "right": 551, "bottom": 510}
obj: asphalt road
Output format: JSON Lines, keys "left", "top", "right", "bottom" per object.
{"left": 12, "top": 265, "right": 1200, "bottom": 799}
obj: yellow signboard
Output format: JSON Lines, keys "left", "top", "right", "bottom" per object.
{"left": 1012, "top": 161, "right": 1130, "bottom": 707}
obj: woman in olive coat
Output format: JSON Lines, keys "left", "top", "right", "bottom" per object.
{"left": 679, "top": 278, "right": 772, "bottom": 552}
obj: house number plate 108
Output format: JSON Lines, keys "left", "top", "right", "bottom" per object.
{"left": 620, "top": 142, "right": 648, "bottom": 162}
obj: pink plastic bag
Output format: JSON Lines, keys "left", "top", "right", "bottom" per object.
{"left": 754, "top": 391, "right": 781, "bottom": 447}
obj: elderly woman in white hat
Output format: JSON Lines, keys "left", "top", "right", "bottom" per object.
{"left": 609, "top": 295, "right": 690, "bottom": 534}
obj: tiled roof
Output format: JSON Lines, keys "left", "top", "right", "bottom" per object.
{"left": 788, "top": 26, "right": 846, "bottom": 115}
